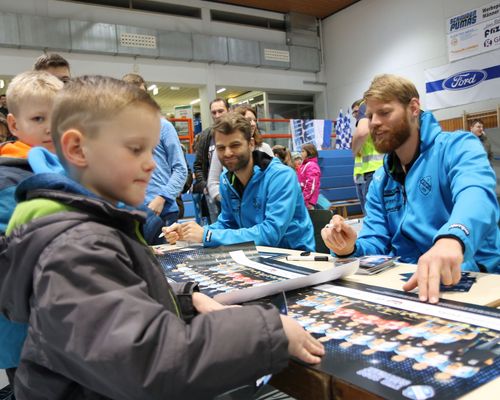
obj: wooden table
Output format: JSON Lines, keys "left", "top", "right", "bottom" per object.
{"left": 257, "top": 246, "right": 500, "bottom": 400}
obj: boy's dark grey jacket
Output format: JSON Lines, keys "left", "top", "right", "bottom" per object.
{"left": 0, "top": 173, "right": 289, "bottom": 400}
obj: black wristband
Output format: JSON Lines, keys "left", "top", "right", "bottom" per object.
{"left": 176, "top": 282, "right": 200, "bottom": 323}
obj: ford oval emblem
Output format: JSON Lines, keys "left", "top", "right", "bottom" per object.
{"left": 442, "top": 70, "right": 487, "bottom": 91}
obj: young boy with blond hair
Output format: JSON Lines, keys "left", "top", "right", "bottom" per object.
{"left": 0, "top": 76, "right": 323, "bottom": 399}
{"left": 0, "top": 71, "right": 63, "bottom": 381}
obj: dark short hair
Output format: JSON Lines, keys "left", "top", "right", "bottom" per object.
{"left": 210, "top": 97, "right": 229, "bottom": 110}
{"left": 122, "top": 73, "right": 146, "bottom": 88}
{"left": 212, "top": 112, "right": 251, "bottom": 142}
{"left": 0, "top": 94, "right": 6, "bottom": 98}
{"left": 470, "top": 118, "right": 484, "bottom": 127}
{"left": 301, "top": 143, "right": 318, "bottom": 159}
{"left": 33, "top": 53, "right": 70, "bottom": 71}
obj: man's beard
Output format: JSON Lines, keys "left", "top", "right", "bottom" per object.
{"left": 371, "top": 114, "right": 411, "bottom": 154}
{"left": 222, "top": 151, "right": 251, "bottom": 173}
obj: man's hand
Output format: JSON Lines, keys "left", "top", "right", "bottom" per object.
{"left": 321, "top": 215, "right": 357, "bottom": 255}
{"left": 162, "top": 223, "right": 182, "bottom": 244}
{"left": 403, "top": 238, "right": 463, "bottom": 304}
{"left": 280, "top": 315, "right": 324, "bottom": 364}
{"left": 181, "top": 221, "right": 205, "bottom": 243}
{"left": 148, "top": 196, "right": 166, "bottom": 216}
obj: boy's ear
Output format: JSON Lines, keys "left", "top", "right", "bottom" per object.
{"left": 6, "top": 114, "right": 19, "bottom": 139}
{"left": 60, "top": 129, "right": 88, "bottom": 168}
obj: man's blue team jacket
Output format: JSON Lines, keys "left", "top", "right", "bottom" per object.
{"left": 203, "top": 154, "right": 315, "bottom": 251}
{"left": 353, "top": 111, "right": 499, "bottom": 273}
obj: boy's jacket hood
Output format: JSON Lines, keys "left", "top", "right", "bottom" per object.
{"left": 2, "top": 173, "right": 147, "bottom": 324}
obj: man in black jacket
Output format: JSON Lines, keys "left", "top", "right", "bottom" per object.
{"left": 192, "top": 97, "right": 229, "bottom": 223}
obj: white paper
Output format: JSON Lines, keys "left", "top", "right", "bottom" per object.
{"left": 213, "top": 254, "right": 359, "bottom": 305}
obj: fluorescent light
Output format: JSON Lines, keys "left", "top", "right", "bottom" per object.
{"left": 0, "top": 80, "right": 4, "bottom": 89}
{"left": 190, "top": 98, "right": 200, "bottom": 105}
{"left": 152, "top": 87, "right": 159, "bottom": 96}
{"left": 216, "top": 88, "right": 226, "bottom": 94}
{"left": 170, "top": 86, "right": 180, "bottom": 90}
{"left": 248, "top": 98, "right": 254, "bottom": 101}
{"left": 147, "top": 84, "right": 157, "bottom": 91}
{"left": 227, "top": 98, "right": 235, "bottom": 104}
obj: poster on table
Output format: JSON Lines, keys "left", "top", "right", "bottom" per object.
{"left": 290, "top": 119, "right": 333, "bottom": 151}
{"left": 286, "top": 281, "right": 500, "bottom": 400}
{"left": 446, "top": 1, "right": 500, "bottom": 61}
{"left": 424, "top": 50, "right": 500, "bottom": 110}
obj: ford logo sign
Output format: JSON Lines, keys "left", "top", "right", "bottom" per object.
{"left": 442, "top": 70, "right": 487, "bottom": 91}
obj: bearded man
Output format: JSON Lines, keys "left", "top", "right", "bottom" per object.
{"left": 321, "top": 74, "right": 499, "bottom": 303}
{"left": 164, "top": 112, "right": 314, "bottom": 251}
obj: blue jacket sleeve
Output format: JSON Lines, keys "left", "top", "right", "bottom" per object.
{"left": 153, "top": 120, "right": 188, "bottom": 201}
{"left": 352, "top": 169, "right": 393, "bottom": 256}
{"left": 203, "top": 168, "right": 300, "bottom": 247}
{"left": 433, "top": 133, "right": 498, "bottom": 262}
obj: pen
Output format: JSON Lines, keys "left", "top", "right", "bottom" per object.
{"left": 286, "top": 255, "right": 333, "bottom": 261}
{"left": 325, "top": 219, "right": 359, "bottom": 229}
{"left": 158, "top": 232, "right": 165, "bottom": 238}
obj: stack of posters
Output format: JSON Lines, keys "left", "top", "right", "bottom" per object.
{"left": 154, "top": 242, "right": 358, "bottom": 305}
{"left": 285, "top": 281, "right": 500, "bottom": 400}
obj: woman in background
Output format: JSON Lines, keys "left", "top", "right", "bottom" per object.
{"left": 207, "top": 105, "right": 273, "bottom": 202}
{"left": 297, "top": 143, "right": 321, "bottom": 210}
{"left": 272, "top": 145, "right": 294, "bottom": 168}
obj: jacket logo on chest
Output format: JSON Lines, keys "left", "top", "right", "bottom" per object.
{"left": 418, "top": 176, "right": 432, "bottom": 196}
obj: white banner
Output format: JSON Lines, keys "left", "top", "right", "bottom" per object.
{"left": 446, "top": 1, "right": 500, "bottom": 61}
{"left": 425, "top": 50, "right": 500, "bottom": 110}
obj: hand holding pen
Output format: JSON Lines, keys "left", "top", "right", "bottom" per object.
{"left": 321, "top": 215, "right": 357, "bottom": 256}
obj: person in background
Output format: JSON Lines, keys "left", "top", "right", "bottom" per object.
{"left": 207, "top": 105, "right": 273, "bottom": 203}
{"left": 176, "top": 143, "right": 193, "bottom": 219}
{"left": 0, "top": 94, "right": 8, "bottom": 117}
{"left": 0, "top": 70, "right": 63, "bottom": 388}
{"left": 193, "top": 111, "right": 202, "bottom": 136}
{"left": 1, "top": 76, "right": 324, "bottom": 399}
{"left": 192, "top": 98, "right": 229, "bottom": 224}
{"left": 351, "top": 98, "right": 384, "bottom": 215}
{"left": 272, "top": 144, "right": 294, "bottom": 168}
{"left": 33, "top": 53, "right": 71, "bottom": 84}
{"left": 322, "top": 74, "right": 499, "bottom": 304}
{"left": 292, "top": 153, "right": 303, "bottom": 171}
{"left": 164, "top": 112, "right": 315, "bottom": 252}
{"left": 469, "top": 119, "right": 493, "bottom": 164}
{"left": 297, "top": 143, "right": 321, "bottom": 210}
{"left": 0, "top": 117, "right": 10, "bottom": 143}
{"left": 122, "top": 73, "right": 187, "bottom": 244}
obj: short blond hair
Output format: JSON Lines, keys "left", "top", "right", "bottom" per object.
{"left": 51, "top": 75, "right": 160, "bottom": 162}
{"left": 6, "top": 71, "right": 64, "bottom": 115}
{"left": 122, "top": 73, "right": 146, "bottom": 88}
{"left": 364, "top": 74, "right": 419, "bottom": 105}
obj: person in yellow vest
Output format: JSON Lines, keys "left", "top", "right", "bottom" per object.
{"left": 351, "top": 99, "right": 384, "bottom": 214}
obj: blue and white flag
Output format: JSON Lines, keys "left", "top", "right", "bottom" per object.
{"left": 425, "top": 50, "right": 500, "bottom": 110}
{"left": 335, "top": 109, "right": 352, "bottom": 149}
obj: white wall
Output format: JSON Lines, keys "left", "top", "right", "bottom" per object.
{"left": 0, "top": 0, "right": 325, "bottom": 125}
{"left": 322, "top": 0, "right": 500, "bottom": 120}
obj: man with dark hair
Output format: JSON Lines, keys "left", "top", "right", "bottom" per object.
{"left": 192, "top": 97, "right": 230, "bottom": 223}
{"left": 122, "top": 73, "right": 187, "bottom": 243}
{"left": 469, "top": 119, "right": 493, "bottom": 163}
{"left": 164, "top": 112, "right": 315, "bottom": 251}
{"left": 0, "top": 94, "right": 8, "bottom": 117}
{"left": 33, "top": 53, "right": 71, "bottom": 83}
